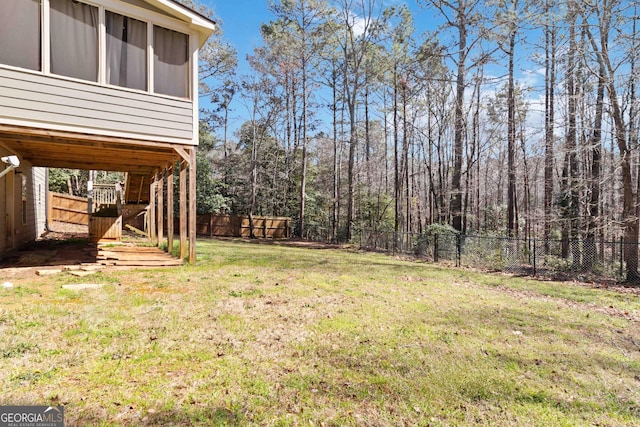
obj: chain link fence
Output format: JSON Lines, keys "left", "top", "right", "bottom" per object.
{"left": 355, "top": 228, "right": 627, "bottom": 282}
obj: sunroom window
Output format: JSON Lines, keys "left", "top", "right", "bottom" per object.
{"left": 0, "top": 0, "right": 41, "bottom": 71}
{"left": 106, "top": 11, "right": 147, "bottom": 91}
{"left": 0, "top": 0, "right": 192, "bottom": 99}
{"left": 153, "top": 26, "right": 189, "bottom": 98}
{"left": 50, "top": 0, "right": 99, "bottom": 82}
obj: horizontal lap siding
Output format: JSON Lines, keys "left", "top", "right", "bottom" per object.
{"left": 0, "top": 158, "right": 5, "bottom": 258}
{"left": 0, "top": 67, "right": 194, "bottom": 143}
{"left": 12, "top": 163, "right": 47, "bottom": 248}
{"left": 31, "top": 167, "right": 47, "bottom": 238}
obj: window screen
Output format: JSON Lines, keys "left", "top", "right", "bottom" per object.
{"left": 21, "top": 174, "right": 28, "bottom": 225}
{"left": 50, "top": 0, "right": 98, "bottom": 82}
{"left": 106, "top": 11, "right": 147, "bottom": 91}
{"left": 0, "top": 0, "right": 41, "bottom": 71}
{"left": 153, "top": 26, "right": 189, "bottom": 98}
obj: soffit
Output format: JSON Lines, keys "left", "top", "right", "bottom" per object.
{"left": 143, "top": 0, "right": 216, "bottom": 47}
{"left": 0, "top": 125, "right": 188, "bottom": 175}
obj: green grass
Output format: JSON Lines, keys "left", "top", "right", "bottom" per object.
{"left": 1, "top": 238, "right": 639, "bottom": 426}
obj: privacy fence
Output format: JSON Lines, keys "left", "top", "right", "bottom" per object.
{"left": 193, "top": 214, "right": 292, "bottom": 238}
{"left": 48, "top": 192, "right": 89, "bottom": 225}
{"left": 303, "top": 224, "right": 628, "bottom": 282}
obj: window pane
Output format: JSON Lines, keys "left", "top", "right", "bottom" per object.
{"left": 50, "top": 0, "right": 98, "bottom": 82}
{"left": 153, "top": 26, "right": 188, "bottom": 98}
{"left": 0, "top": 0, "right": 41, "bottom": 70}
{"left": 106, "top": 11, "right": 147, "bottom": 91}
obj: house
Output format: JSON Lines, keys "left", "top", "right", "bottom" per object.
{"left": 0, "top": 0, "right": 216, "bottom": 262}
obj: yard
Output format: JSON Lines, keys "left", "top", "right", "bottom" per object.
{"left": 1, "top": 238, "right": 639, "bottom": 426}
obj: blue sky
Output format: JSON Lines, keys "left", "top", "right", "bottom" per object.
{"left": 205, "top": 0, "right": 270, "bottom": 76}
{"left": 195, "top": 1, "right": 545, "bottom": 140}
{"left": 196, "top": 1, "right": 442, "bottom": 131}
{"left": 202, "top": 1, "right": 431, "bottom": 76}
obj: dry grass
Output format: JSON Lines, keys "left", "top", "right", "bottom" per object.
{"left": 1, "top": 237, "right": 639, "bottom": 426}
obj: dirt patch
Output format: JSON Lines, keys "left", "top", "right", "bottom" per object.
{"left": 489, "top": 283, "right": 640, "bottom": 322}
{"left": 212, "top": 236, "right": 351, "bottom": 250}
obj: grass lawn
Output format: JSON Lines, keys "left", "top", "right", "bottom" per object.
{"left": 1, "top": 238, "right": 639, "bottom": 426}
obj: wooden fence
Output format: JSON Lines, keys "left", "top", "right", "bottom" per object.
{"left": 48, "top": 192, "right": 89, "bottom": 225}
{"left": 49, "top": 192, "right": 291, "bottom": 240}
{"left": 191, "top": 214, "right": 292, "bottom": 238}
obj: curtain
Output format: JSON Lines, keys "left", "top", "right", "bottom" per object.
{"left": 106, "top": 11, "right": 147, "bottom": 91}
{"left": 0, "top": 0, "right": 41, "bottom": 71}
{"left": 153, "top": 26, "right": 188, "bottom": 98}
{"left": 50, "top": 0, "right": 98, "bottom": 82}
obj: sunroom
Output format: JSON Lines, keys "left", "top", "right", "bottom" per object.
{"left": 0, "top": 0, "right": 215, "bottom": 262}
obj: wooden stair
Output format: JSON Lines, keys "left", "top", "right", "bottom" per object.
{"left": 84, "top": 245, "right": 183, "bottom": 267}
{"left": 124, "top": 172, "right": 151, "bottom": 205}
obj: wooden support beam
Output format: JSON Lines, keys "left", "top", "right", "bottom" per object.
{"left": 180, "top": 160, "right": 187, "bottom": 259}
{"left": 6, "top": 170, "right": 15, "bottom": 249}
{"left": 174, "top": 146, "right": 190, "bottom": 164}
{"left": 189, "top": 148, "right": 197, "bottom": 264}
{"left": 167, "top": 165, "right": 174, "bottom": 256}
{"left": 157, "top": 170, "right": 164, "bottom": 248}
{"left": 124, "top": 172, "right": 130, "bottom": 203}
{"left": 149, "top": 173, "right": 157, "bottom": 245}
{"left": 47, "top": 191, "right": 54, "bottom": 230}
{"left": 137, "top": 176, "right": 145, "bottom": 205}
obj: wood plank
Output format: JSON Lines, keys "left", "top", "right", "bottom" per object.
{"left": 157, "top": 172, "right": 164, "bottom": 248}
{"left": 180, "top": 160, "right": 187, "bottom": 259}
{"left": 0, "top": 124, "right": 193, "bottom": 151}
{"left": 149, "top": 175, "right": 157, "bottom": 245}
{"left": 167, "top": 165, "right": 174, "bottom": 255}
{"left": 100, "top": 259, "right": 184, "bottom": 267}
{"left": 99, "top": 246, "right": 169, "bottom": 252}
{"left": 189, "top": 148, "right": 196, "bottom": 264}
{"left": 124, "top": 224, "right": 147, "bottom": 237}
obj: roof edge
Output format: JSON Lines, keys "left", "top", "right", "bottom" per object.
{"left": 143, "top": 0, "right": 216, "bottom": 46}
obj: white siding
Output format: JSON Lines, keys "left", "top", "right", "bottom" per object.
{"left": 0, "top": 161, "right": 6, "bottom": 258}
{"left": 0, "top": 155, "right": 48, "bottom": 259}
{"left": 32, "top": 167, "right": 47, "bottom": 238}
{"left": 12, "top": 163, "right": 46, "bottom": 248}
{"left": 0, "top": 67, "right": 194, "bottom": 144}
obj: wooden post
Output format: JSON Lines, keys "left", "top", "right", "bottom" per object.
{"left": 137, "top": 176, "right": 145, "bottom": 204}
{"left": 167, "top": 165, "right": 174, "bottom": 256}
{"left": 47, "top": 191, "right": 53, "bottom": 227}
{"left": 157, "top": 170, "right": 164, "bottom": 248}
{"left": 149, "top": 173, "right": 157, "bottom": 245}
{"left": 189, "top": 148, "right": 197, "bottom": 264}
{"left": 6, "top": 170, "right": 15, "bottom": 249}
{"left": 180, "top": 160, "right": 187, "bottom": 259}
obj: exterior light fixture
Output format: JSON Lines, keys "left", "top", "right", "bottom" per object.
{"left": 0, "top": 155, "right": 20, "bottom": 179}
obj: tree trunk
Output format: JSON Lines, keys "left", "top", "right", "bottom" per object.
{"left": 451, "top": 3, "right": 467, "bottom": 233}
{"left": 584, "top": 63, "right": 605, "bottom": 270}
{"left": 583, "top": 7, "right": 639, "bottom": 281}
{"left": 544, "top": 0, "right": 556, "bottom": 251}
{"left": 507, "top": 29, "right": 517, "bottom": 237}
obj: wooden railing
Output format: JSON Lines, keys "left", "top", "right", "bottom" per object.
{"left": 92, "top": 183, "right": 122, "bottom": 213}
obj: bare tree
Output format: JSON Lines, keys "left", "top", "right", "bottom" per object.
{"left": 581, "top": 0, "right": 639, "bottom": 281}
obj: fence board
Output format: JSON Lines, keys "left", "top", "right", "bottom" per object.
{"left": 89, "top": 215, "right": 122, "bottom": 243}
{"left": 50, "top": 192, "right": 89, "bottom": 225}
{"left": 186, "top": 214, "right": 291, "bottom": 238}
